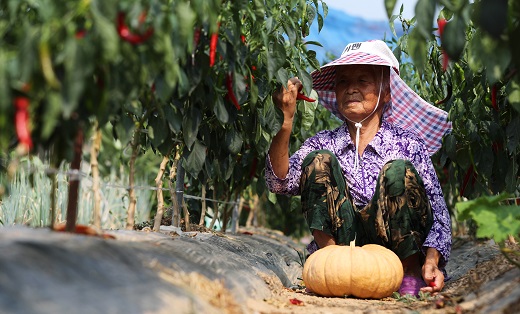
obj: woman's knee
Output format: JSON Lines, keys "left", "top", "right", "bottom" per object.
{"left": 381, "top": 159, "right": 422, "bottom": 195}
{"left": 302, "top": 150, "right": 337, "bottom": 168}
{"left": 384, "top": 159, "right": 416, "bottom": 178}
{"left": 301, "top": 150, "right": 339, "bottom": 183}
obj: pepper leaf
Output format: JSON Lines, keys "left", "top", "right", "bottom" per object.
{"left": 456, "top": 194, "right": 520, "bottom": 243}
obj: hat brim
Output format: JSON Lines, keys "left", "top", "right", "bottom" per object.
{"left": 312, "top": 52, "right": 399, "bottom": 91}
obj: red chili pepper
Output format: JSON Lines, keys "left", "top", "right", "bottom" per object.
{"left": 492, "top": 141, "right": 502, "bottom": 154}
{"left": 297, "top": 86, "right": 315, "bottom": 102}
{"left": 249, "top": 65, "right": 257, "bottom": 82}
{"left": 441, "top": 50, "right": 449, "bottom": 72}
{"left": 297, "top": 93, "right": 315, "bottom": 102}
{"left": 249, "top": 156, "right": 258, "bottom": 179}
{"left": 439, "top": 161, "right": 449, "bottom": 185}
{"left": 138, "top": 11, "right": 147, "bottom": 24}
{"left": 192, "top": 27, "right": 202, "bottom": 65}
{"left": 117, "top": 12, "right": 154, "bottom": 45}
{"left": 95, "top": 72, "right": 105, "bottom": 90}
{"left": 193, "top": 27, "right": 201, "bottom": 48}
{"left": 438, "top": 18, "right": 449, "bottom": 71}
{"left": 289, "top": 298, "right": 304, "bottom": 306}
{"left": 54, "top": 222, "right": 115, "bottom": 239}
{"left": 460, "top": 165, "right": 475, "bottom": 197}
{"left": 226, "top": 73, "right": 240, "bottom": 110}
{"left": 435, "top": 82, "right": 452, "bottom": 106}
{"left": 209, "top": 24, "right": 220, "bottom": 67}
{"left": 75, "top": 29, "right": 86, "bottom": 39}
{"left": 14, "top": 97, "right": 33, "bottom": 150}
{"left": 240, "top": 34, "right": 246, "bottom": 44}
{"left": 21, "top": 83, "right": 31, "bottom": 93}
{"left": 491, "top": 84, "right": 498, "bottom": 111}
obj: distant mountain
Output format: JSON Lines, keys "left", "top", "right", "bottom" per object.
{"left": 305, "top": 7, "right": 403, "bottom": 64}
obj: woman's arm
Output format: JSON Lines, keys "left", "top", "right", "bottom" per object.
{"left": 412, "top": 143, "right": 452, "bottom": 268}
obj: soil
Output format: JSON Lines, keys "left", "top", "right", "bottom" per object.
{"left": 248, "top": 238, "right": 520, "bottom": 314}
{"left": 0, "top": 225, "right": 519, "bottom": 314}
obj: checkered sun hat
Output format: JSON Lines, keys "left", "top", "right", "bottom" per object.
{"left": 311, "top": 40, "right": 452, "bottom": 156}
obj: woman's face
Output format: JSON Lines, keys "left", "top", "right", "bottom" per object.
{"left": 334, "top": 65, "right": 390, "bottom": 122}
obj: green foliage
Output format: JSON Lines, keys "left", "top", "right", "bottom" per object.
{"left": 387, "top": 0, "right": 520, "bottom": 244}
{"left": 390, "top": 0, "right": 520, "bottom": 196}
{"left": 456, "top": 194, "right": 520, "bottom": 243}
{"left": 264, "top": 193, "right": 310, "bottom": 239}
{"left": 0, "top": 0, "right": 332, "bottom": 231}
{"left": 8, "top": 0, "right": 517, "bottom": 241}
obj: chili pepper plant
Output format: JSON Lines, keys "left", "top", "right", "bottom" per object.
{"left": 0, "top": 0, "right": 331, "bottom": 230}
{"left": 385, "top": 0, "right": 520, "bottom": 258}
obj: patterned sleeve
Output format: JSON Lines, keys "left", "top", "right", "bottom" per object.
{"left": 265, "top": 132, "right": 329, "bottom": 196}
{"left": 408, "top": 139, "right": 452, "bottom": 267}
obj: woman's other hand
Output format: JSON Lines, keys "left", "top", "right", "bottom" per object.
{"left": 420, "top": 248, "right": 445, "bottom": 294}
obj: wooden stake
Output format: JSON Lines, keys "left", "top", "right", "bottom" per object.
{"left": 126, "top": 126, "right": 140, "bottom": 230}
{"left": 199, "top": 183, "right": 206, "bottom": 225}
{"left": 153, "top": 155, "right": 169, "bottom": 231}
{"left": 90, "top": 122, "right": 102, "bottom": 229}
{"left": 65, "top": 123, "right": 84, "bottom": 232}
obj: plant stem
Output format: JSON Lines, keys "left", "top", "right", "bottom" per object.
{"left": 153, "top": 155, "right": 169, "bottom": 232}
{"left": 176, "top": 159, "right": 187, "bottom": 229}
{"left": 90, "top": 121, "right": 102, "bottom": 229}
{"left": 48, "top": 152, "right": 59, "bottom": 228}
{"left": 221, "top": 199, "right": 230, "bottom": 233}
{"left": 231, "top": 196, "right": 243, "bottom": 234}
{"left": 199, "top": 183, "right": 206, "bottom": 225}
{"left": 168, "top": 150, "right": 181, "bottom": 227}
{"left": 183, "top": 198, "right": 190, "bottom": 232}
{"left": 126, "top": 123, "right": 141, "bottom": 230}
{"left": 49, "top": 172, "right": 57, "bottom": 228}
{"left": 209, "top": 189, "right": 219, "bottom": 230}
{"left": 246, "top": 192, "right": 259, "bottom": 227}
{"left": 65, "top": 123, "right": 84, "bottom": 232}
{"left": 501, "top": 247, "right": 520, "bottom": 269}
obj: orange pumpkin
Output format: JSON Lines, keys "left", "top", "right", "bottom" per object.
{"left": 302, "top": 241, "right": 404, "bottom": 299}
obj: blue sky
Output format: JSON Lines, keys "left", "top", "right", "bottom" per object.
{"left": 306, "top": 1, "right": 416, "bottom": 62}
{"left": 323, "top": 0, "right": 419, "bottom": 21}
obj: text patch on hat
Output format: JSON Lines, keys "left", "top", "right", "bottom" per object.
{"left": 342, "top": 42, "right": 362, "bottom": 54}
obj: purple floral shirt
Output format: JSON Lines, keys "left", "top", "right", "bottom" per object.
{"left": 265, "top": 120, "right": 451, "bottom": 267}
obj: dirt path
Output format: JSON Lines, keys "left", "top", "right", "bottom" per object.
{"left": 0, "top": 226, "right": 518, "bottom": 314}
{"left": 246, "top": 236, "right": 520, "bottom": 314}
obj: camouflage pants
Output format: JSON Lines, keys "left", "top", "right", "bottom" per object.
{"left": 301, "top": 150, "right": 433, "bottom": 260}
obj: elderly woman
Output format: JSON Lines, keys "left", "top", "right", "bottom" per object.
{"left": 265, "top": 40, "right": 452, "bottom": 296}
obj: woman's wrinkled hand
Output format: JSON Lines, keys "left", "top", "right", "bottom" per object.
{"left": 420, "top": 261, "right": 445, "bottom": 294}
{"left": 272, "top": 77, "right": 302, "bottom": 121}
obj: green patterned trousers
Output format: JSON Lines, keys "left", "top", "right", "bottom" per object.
{"left": 301, "top": 150, "right": 433, "bottom": 260}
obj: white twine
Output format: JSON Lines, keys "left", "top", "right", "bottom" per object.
{"left": 22, "top": 166, "right": 239, "bottom": 205}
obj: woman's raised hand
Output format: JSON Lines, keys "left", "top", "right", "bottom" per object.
{"left": 272, "top": 77, "right": 302, "bottom": 121}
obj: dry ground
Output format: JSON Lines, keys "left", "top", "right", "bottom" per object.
{"left": 244, "top": 237, "right": 520, "bottom": 314}
{"left": 0, "top": 225, "right": 518, "bottom": 314}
